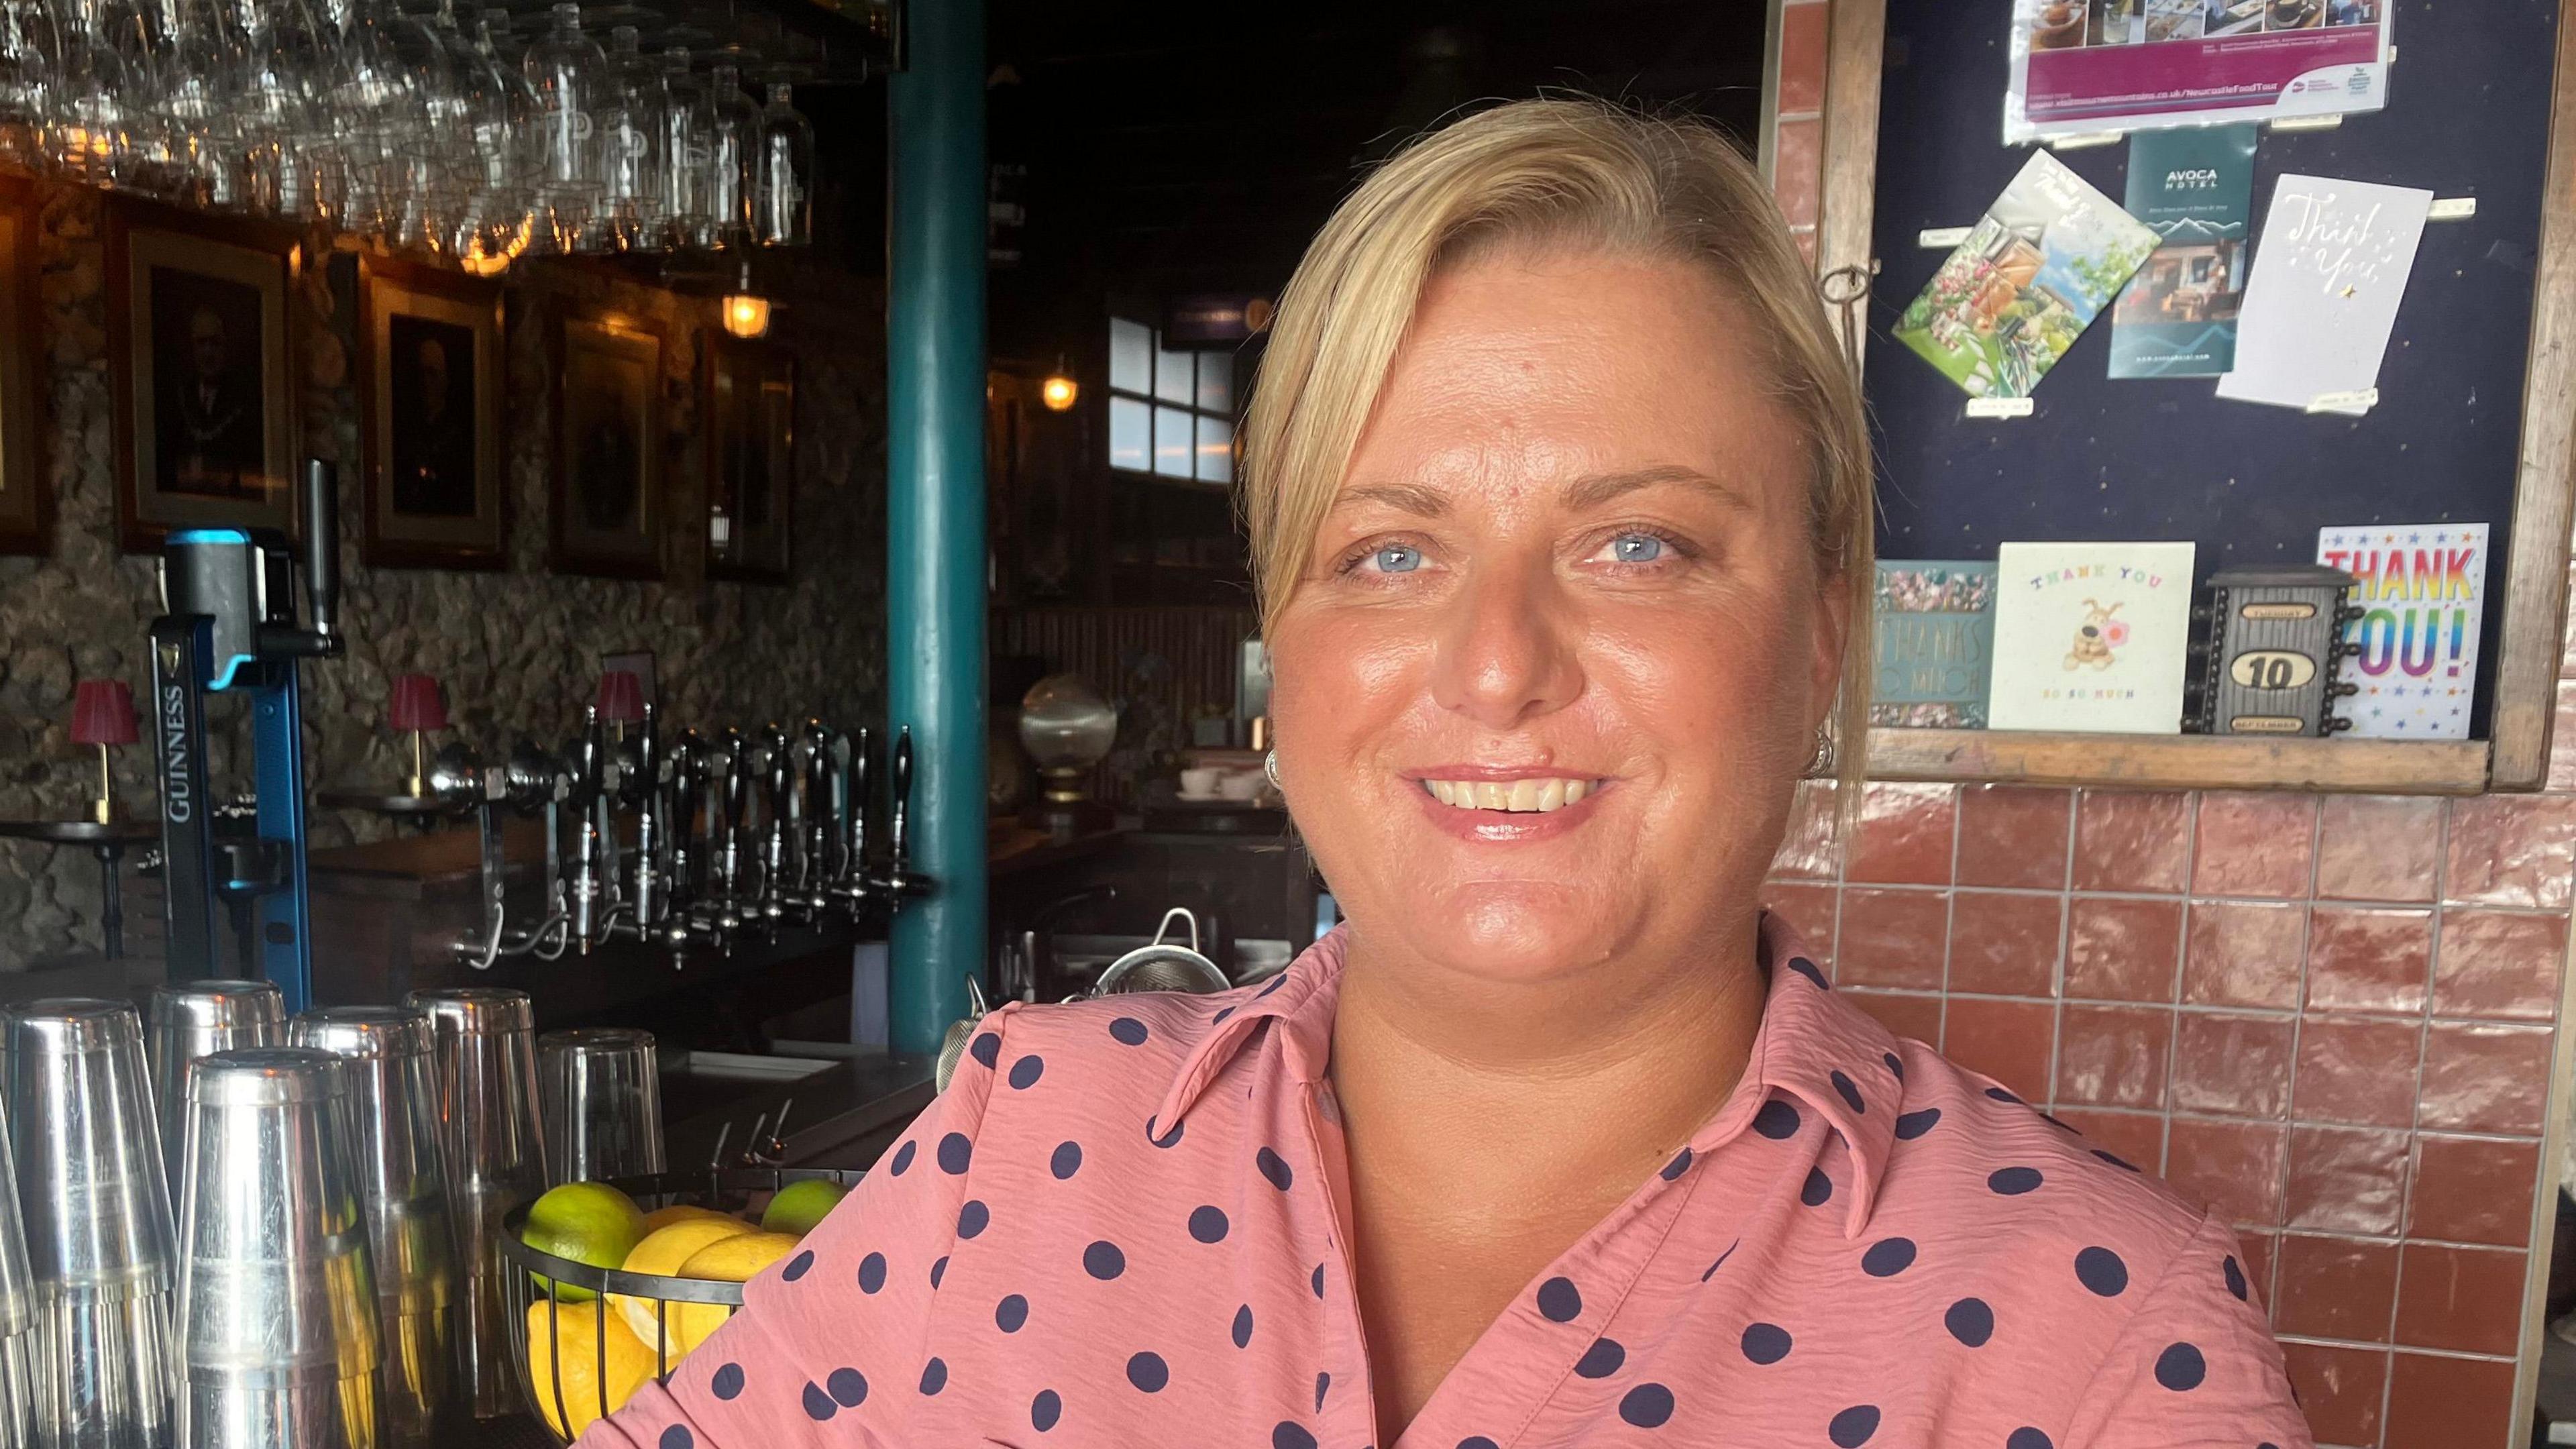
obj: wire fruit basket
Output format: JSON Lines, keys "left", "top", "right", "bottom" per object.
{"left": 499, "top": 1167, "right": 867, "bottom": 1443}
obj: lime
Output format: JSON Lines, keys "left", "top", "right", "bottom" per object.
{"left": 522, "top": 1181, "right": 647, "bottom": 1302}
{"left": 760, "top": 1179, "right": 849, "bottom": 1236}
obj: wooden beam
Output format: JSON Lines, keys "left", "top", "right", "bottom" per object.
{"left": 1815, "top": 0, "right": 1886, "bottom": 364}
{"left": 2491, "top": 0, "right": 2576, "bottom": 790}
{"left": 1859, "top": 729, "right": 2491, "bottom": 796}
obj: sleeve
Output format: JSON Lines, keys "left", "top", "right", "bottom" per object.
{"left": 573, "top": 1007, "right": 1011, "bottom": 1449}
{"left": 2064, "top": 1213, "right": 2316, "bottom": 1449}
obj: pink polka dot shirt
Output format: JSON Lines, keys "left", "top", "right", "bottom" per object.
{"left": 580, "top": 916, "right": 2312, "bottom": 1448}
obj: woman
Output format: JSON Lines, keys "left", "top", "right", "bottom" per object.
{"left": 584, "top": 99, "right": 2308, "bottom": 1449}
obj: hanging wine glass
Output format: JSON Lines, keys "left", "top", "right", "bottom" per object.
{"left": 592, "top": 23, "right": 663, "bottom": 250}
{"left": 655, "top": 45, "right": 706, "bottom": 248}
{"left": 699, "top": 58, "right": 755, "bottom": 249}
{"left": 521, "top": 1, "right": 603, "bottom": 254}
{"left": 752, "top": 71, "right": 807, "bottom": 246}
{"left": 0, "top": 0, "right": 63, "bottom": 174}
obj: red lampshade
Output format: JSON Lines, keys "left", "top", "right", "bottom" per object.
{"left": 596, "top": 669, "right": 645, "bottom": 724}
{"left": 388, "top": 674, "right": 449, "bottom": 733}
{"left": 70, "top": 680, "right": 138, "bottom": 747}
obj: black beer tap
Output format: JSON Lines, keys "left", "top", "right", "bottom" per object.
{"left": 623, "top": 702, "right": 662, "bottom": 928}
{"left": 800, "top": 718, "right": 833, "bottom": 899}
{"left": 758, "top": 722, "right": 795, "bottom": 922}
{"left": 666, "top": 727, "right": 705, "bottom": 906}
{"left": 568, "top": 706, "right": 607, "bottom": 953}
{"left": 867, "top": 728, "right": 932, "bottom": 902}
{"left": 716, "top": 727, "right": 749, "bottom": 900}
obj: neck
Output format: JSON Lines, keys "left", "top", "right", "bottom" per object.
{"left": 1326, "top": 902, "right": 1769, "bottom": 1187}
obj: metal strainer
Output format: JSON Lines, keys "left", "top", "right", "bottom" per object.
{"left": 932, "top": 975, "right": 991, "bottom": 1093}
{"left": 1095, "top": 908, "right": 1232, "bottom": 996}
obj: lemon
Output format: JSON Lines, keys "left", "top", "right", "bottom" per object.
{"left": 611, "top": 1218, "right": 758, "bottom": 1351}
{"left": 522, "top": 1181, "right": 647, "bottom": 1303}
{"left": 760, "top": 1180, "right": 848, "bottom": 1236}
{"left": 642, "top": 1203, "right": 745, "bottom": 1234}
{"left": 654, "top": 1232, "right": 802, "bottom": 1358}
{"left": 525, "top": 1297, "right": 657, "bottom": 1438}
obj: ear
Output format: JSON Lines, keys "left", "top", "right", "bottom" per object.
{"left": 1810, "top": 566, "right": 1853, "bottom": 734}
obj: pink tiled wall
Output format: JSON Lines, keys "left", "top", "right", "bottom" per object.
{"left": 1766, "top": 8, "right": 2575, "bottom": 1447}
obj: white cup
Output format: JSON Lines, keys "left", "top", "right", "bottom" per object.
{"left": 1178, "top": 767, "right": 1222, "bottom": 798}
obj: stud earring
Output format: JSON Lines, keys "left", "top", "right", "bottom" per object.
{"left": 1265, "top": 749, "right": 1281, "bottom": 788}
{"left": 1808, "top": 724, "right": 1834, "bottom": 775}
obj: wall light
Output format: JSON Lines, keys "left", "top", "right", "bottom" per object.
{"left": 1040, "top": 354, "right": 1077, "bottom": 411}
{"left": 721, "top": 261, "right": 771, "bottom": 339}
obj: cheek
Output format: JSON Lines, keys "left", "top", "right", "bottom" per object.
{"left": 1268, "top": 610, "right": 1423, "bottom": 746}
{"left": 1589, "top": 592, "right": 1820, "bottom": 753}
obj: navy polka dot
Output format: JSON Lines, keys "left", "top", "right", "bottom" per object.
{"left": 1989, "top": 1167, "right": 2043, "bottom": 1196}
{"left": 2154, "top": 1342, "right": 2206, "bottom": 1391}
{"left": 1051, "top": 1141, "right": 1083, "bottom": 1179}
{"left": 2076, "top": 1246, "right": 2129, "bottom": 1297}
{"left": 1660, "top": 1148, "right": 1693, "bottom": 1180}
{"left": 1754, "top": 1099, "right": 1802, "bottom": 1139}
{"left": 1189, "top": 1205, "right": 1230, "bottom": 1243}
{"left": 1862, "top": 1238, "right": 1917, "bottom": 1277}
{"left": 919, "top": 1357, "right": 947, "bottom": 1395}
{"left": 1883, "top": 1050, "right": 1904, "bottom": 1081}
{"left": 710, "top": 1362, "right": 744, "bottom": 1399}
{"left": 1536, "top": 1276, "right": 1582, "bottom": 1322}
{"left": 1031, "top": 1388, "right": 1061, "bottom": 1431}
{"left": 1232, "top": 1304, "right": 1254, "bottom": 1348}
{"left": 826, "top": 1367, "right": 867, "bottom": 1407}
{"left": 1703, "top": 1240, "right": 1739, "bottom": 1281}
{"left": 957, "top": 1201, "right": 989, "bottom": 1238}
{"left": 856, "top": 1252, "right": 886, "bottom": 1293}
{"left": 2008, "top": 1431, "right": 2053, "bottom": 1449}
{"left": 661, "top": 1426, "right": 692, "bottom": 1449}
{"left": 1259, "top": 974, "right": 1289, "bottom": 997}
{"left": 1110, "top": 1016, "right": 1149, "bottom": 1045}
{"left": 1148, "top": 1117, "right": 1185, "bottom": 1148}
{"left": 1576, "top": 1337, "right": 1628, "bottom": 1377}
{"left": 929, "top": 1255, "right": 948, "bottom": 1289}
{"left": 888, "top": 1140, "right": 916, "bottom": 1175}
{"left": 2094, "top": 1149, "right": 2139, "bottom": 1173}
{"left": 1083, "top": 1241, "right": 1125, "bottom": 1279}
{"left": 969, "top": 1032, "right": 1000, "bottom": 1069}
{"left": 1316, "top": 1371, "right": 1330, "bottom": 1410}
{"left": 1985, "top": 1086, "right": 2024, "bottom": 1105}
{"left": 1894, "top": 1108, "right": 1941, "bottom": 1140}
{"left": 1741, "top": 1323, "right": 1792, "bottom": 1364}
{"left": 781, "top": 1250, "right": 813, "bottom": 1282}
{"left": 1944, "top": 1297, "right": 1994, "bottom": 1347}
{"left": 1619, "top": 1383, "right": 1676, "bottom": 1428}
{"left": 1801, "top": 1167, "right": 1834, "bottom": 1207}
{"left": 1257, "top": 1146, "right": 1295, "bottom": 1191}
{"left": 800, "top": 1382, "right": 835, "bottom": 1421}
{"left": 1214, "top": 1006, "right": 1235, "bottom": 1024}
{"left": 1008, "top": 1055, "right": 1045, "bottom": 1089}
{"left": 1273, "top": 1425, "right": 1316, "bottom": 1449}
{"left": 1460, "top": 1440, "right": 1501, "bottom": 1449}
{"left": 1126, "top": 1352, "right": 1169, "bottom": 1392}
{"left": 1830, "top": 1070, "right": 1866, "bottom": 1114}
{"left": 936, "top": 1132, "right": 971, "bottom": 1174}
{"left": 996, "top": 1293, "right": 1028, "bottom": 1332}
{"left": 2223, "top": 1256, "right": 2249, "bottom": 1302}
{"left": 1311, "top": 1263, "right": 1326, "bottom": 1298}
{"left": 1827, "top": 1404, "right": 1880, "bottom": 1446}
{"left": 1787, "top": 957, "right": 1830, "bottom": 990}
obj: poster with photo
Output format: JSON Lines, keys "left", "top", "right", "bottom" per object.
{"left": 2109, "top": 124, "right": 2257, "bottom": 378}
{"left": 1894, "top": 151, "right": 2159, "bottom": 398}
{"left": 2315, "top": 523, "right": 2487, "bottom": 739}
{"left": 2006, "top": 0, "right": 2390, "bottom": 144}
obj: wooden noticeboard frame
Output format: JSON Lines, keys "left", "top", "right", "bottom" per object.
{"left": 1812, "top": 0, "right": 2576, "bottom": 796}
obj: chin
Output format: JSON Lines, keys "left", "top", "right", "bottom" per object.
{"left": 1407, "top": 881, "right": 1630, "bottom": 985}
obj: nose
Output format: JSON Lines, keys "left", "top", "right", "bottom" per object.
{"left": 1426, "top": 562, "right": 1585, "bottom": 730}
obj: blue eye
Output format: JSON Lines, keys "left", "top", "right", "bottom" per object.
{"left": 1610, "top": 533, "right": 1665, "bottom": 564}
{"left": 1369, "top": 545, "right": 1423, "bottom": 574}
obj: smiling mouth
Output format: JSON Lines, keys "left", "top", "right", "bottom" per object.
{"left": 1419, "top": 778, "right": 1603, "bottom": 813}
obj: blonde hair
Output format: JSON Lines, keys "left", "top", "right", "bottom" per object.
{"left": 1240, "top": 97, "right": 1874, "bottom": 795}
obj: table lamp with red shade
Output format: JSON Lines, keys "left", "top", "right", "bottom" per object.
{"left": 388, "top": 674, "right": 448, "bottom": 796}
{"left": 596, "top": 669, "right": 645, "bottom": 741}
{"left": 70, "top": 679, "right": 138, "bottom": 824}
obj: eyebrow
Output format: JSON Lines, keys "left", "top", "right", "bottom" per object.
{"left": 1330, "top": 465, "right": 1755, "bottom": 520}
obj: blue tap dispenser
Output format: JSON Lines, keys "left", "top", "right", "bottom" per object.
{"left": 148, "top": 460, "right": 344, "bottom": 1011}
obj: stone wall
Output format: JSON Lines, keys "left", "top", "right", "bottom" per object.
{"left": 0, "top": 181, "right": 889, "bottom": 971}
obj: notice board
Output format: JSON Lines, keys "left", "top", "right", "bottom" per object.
{"left": 1863, "top": 0, "right": 2558, "bottom": 740}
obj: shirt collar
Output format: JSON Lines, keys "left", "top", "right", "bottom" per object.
{"left": 1150, "top": 912, "right": 1902, "bottom": 1237}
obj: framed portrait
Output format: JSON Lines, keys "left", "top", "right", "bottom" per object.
{"left": 704, "top": 337, "right": 794, "bottom": 583}
{"left": 106, "top": 196, "right": 299, "bottom": 551}
{"left": 358, "top": 256, "right": 506, "bottom": 570}
{"left": 550, "top": 309, "right": 665, "bottom": 580}
{"left": 0, "top": 176, "right": 44, "bottom": 555}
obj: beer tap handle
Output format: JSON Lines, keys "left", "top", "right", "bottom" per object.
{"left": 890, "top": 727, "right": 912, "bottom": 884}
{"left": 848, "top": 724, "right": 872, "bottom": 882}
{"left": 802, "top": 718, "right": 831, "bottom": 889}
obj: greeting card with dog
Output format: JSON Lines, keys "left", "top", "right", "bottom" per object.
{"left": 1989, "top": 541, "right": 2197, "bottom": 733}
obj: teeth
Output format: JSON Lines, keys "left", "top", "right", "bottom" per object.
{"left": 1418, "top": 777, "right": 1601, "bottom": 813}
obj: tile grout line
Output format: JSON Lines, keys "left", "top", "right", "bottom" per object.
{"left": 2375, "top": 797, "right": 2454, "bottom": 1449}
{"left": 2271, "top": 796, "right": 2329, "bottom": 1318}
{"left": 2161, "top": 792, "right": 2199, "bottom": 1191}
{"left": 1941, "top": 787, "right": 1962, "bottom": 1057}
{"left": 2056, "top": 790, "right": 2080, "bottom": 1138}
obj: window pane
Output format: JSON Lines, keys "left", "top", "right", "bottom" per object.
{"left": 1110, "top": 318, "right": 1151, "bottom": 395}
{"left": 1109, "top": 396, "right": 1149, "bottom": 471}
{"left": 1195, "top": 415, "right": 1232, "bottom": 482}
{"left": 1195, "top": 351, "right": 1232, "bottom": 413}
{"left": 1152, "top": 406, "right": 1193, "bottom": 478}
{"left": 1155, "top": 339, "right": 1195, "bottom": 405}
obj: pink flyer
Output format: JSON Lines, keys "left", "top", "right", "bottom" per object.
{"left": 2006, "top": 0, "right": 2390, "bottom": 143}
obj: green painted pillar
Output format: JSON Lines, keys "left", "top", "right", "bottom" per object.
{"left": 886, "top": 0, "right": 986, "bottom": 1056}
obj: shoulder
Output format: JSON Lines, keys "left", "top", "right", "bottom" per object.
{"left": 947, "top": 979, "right": 1265, "bottom": 1130}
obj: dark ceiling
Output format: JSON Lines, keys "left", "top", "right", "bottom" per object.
{"left": 982, "top": 0, "right": 1771, "bottom": 360}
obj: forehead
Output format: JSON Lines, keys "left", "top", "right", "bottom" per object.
{"left": 1346, "top": 250, "right": 1800, "bottom": 498}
